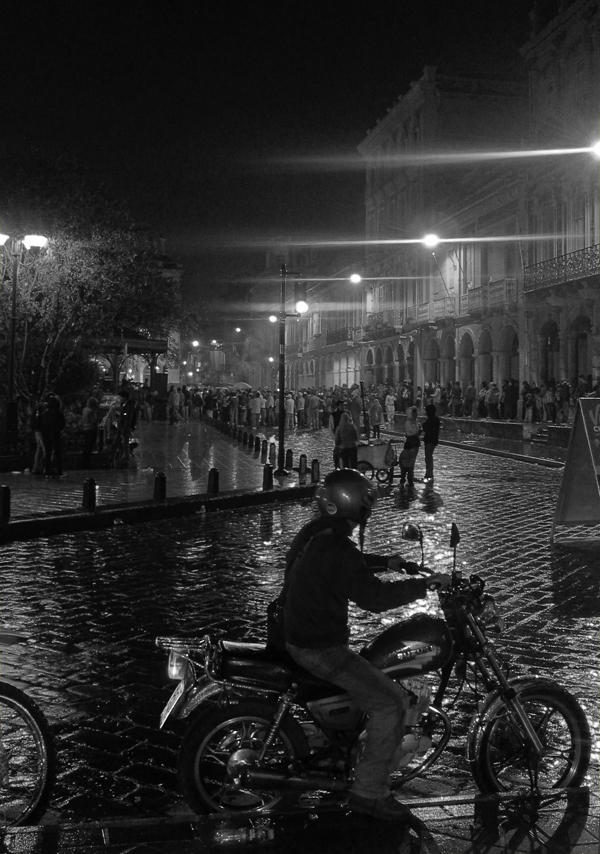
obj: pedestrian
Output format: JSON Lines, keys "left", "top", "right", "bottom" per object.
{"left": 349, "top": 390, "right": 362, "bottom": 435}
{"left": 111, "top": 388, "right": 137, "bottom": 467}
{"left": 330, "top": 400, "right": 345, "bottom": 468}
{"left": 295, "top": 392, "right": 305, "bottom": 428}
{"left": 278, "top": 468, "right": 448, "bottom": 820}
{"left": 477, "top": 382, "right": 488, "bottom": 419}
{"left": 41, "top": 393, "right": 66, "bottom": 478}
{"left": 463, "top": 382, "right": 476, "bottom": 418}
{"left": 544, "top": 381, "right": 556, "bottom": 423}
{"left": 449, "top": 381, "right": 462, "bottom": 417}
{"left": 369, "top": 397, "right": 383, "bottom": 439}
{"left": 249, "top": 391, "right": 262, "bottom": 429}
{"left": 557, "top": 381, "right": 571, "bottom": 425}
{"left": 30, "top": 399, "right": 46, "bottom": 474}
{"left": 81, "top": 396, "right": 99, "bottom": 468}
{"left": 399, "top": 436, "right": 419, "bottom": 488}
{"left": 486, "top": 382, "right": 500, "bottom": 420}
{"left": 308, "top": 390, "right": 320, "bottom": 429}
{"left": 168, "top": 386, "right": 180, "bottom": 424}
{"left": 385, "top": 389, "right": 396, "bottom": 425}
{"left": 422, "top": 403, "right": 440, "bottom": 484}
{"left": 285, "top": 393, "right": 295, "bottom": 429}
{"left": 335, "top": 411, "right": 359, "bottom": 469}
{"left": 404, "top": 406, "right": 422, "bottom": 443}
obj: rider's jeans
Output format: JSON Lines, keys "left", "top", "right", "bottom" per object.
{"left": 286, "top": 643, "right": 408, "bottom": 800}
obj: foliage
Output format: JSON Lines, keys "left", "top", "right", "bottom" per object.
{"left": 0, "top": 150, "right": 182, "bottom": 416}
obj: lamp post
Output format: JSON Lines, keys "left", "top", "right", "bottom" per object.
{"left": 0, "top": 233, "right": 48, "bottom": 446}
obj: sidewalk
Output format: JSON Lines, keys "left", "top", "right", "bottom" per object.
{"left": 0, "top": 416, "right": 566, "bottom": 527}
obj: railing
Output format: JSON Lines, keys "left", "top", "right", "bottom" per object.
{"left": 523, "top": 245, "right": 599, "bottom": 292}
{"left": 285, "top": 342, "right": 301, "bottom": 355}
{"left": 405, "top": 305, "right": 417, "bottom": 323}
{"left": 459, "top": 293, "right": 469, "bottom": 316}
{"left": 418, "top": 303, "right": 431, "bottom": 323}
{"left": 488, "top": 278, "right": 517, "bottom": 306}
{"left": 433, "top": 297, "right": 456, "bottom": 318}
{"left": 468, "top": 287, "right": 484, "bottom": 313}
{"left": 326, "top": 327, "right": 351, "bottom": 345}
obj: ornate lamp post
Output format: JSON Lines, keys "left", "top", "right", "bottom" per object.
{"left": 0, "top": 233, "right": 48, "bottom": 446}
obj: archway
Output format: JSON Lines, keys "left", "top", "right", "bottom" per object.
{"left": 498, "top": 325, "right": 519, "bottom": 386}
{"left": 384, "top": 345, "right": 395, "bottom": 385}
{"left": 374, "top": 346, "right": 384, "bottom": 386}
{"left": 457, "top": 332, "right": 474, "bottom": 388}
{"left": 477, "top": 329, "right": 493, "bottom": 385}
{"left": 397, "top": 343, "right": 407, "bottom": 382}
{"left": 568, "top": 315, "right": 592, "bottom": 386}
{"left": 423, "top": 336, "right": 440, "bottom": 385}
{"left": 441, "top": 334, "right": 457, "bottom": 387}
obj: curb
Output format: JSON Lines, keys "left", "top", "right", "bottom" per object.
{"left": 437, "top": 439, "right": 564, "bottom": 468}
{"left": 0, "top": 484, "right": 317, "bottom": 544}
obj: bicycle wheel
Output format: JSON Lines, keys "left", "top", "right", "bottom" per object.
{"left": 0, "top": 681, "right": 57, "bottom": 826}
{"left": 356, "top": 461, "right": 375, "bottom": 479}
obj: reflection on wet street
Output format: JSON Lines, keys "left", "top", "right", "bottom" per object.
{"left": 0, "top": 445, "right": 598, "bottom": 846}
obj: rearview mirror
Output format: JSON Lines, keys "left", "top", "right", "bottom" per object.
{"left": 401, "top": 522, "right": 422, "bottom": 543}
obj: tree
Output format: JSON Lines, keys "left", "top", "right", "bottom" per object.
{"left": 0, "top": 150, "right": 182, "bottom": 423}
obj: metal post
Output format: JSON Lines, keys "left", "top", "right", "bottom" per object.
{"left": 6, "top": 248, "right": 20, "bottom": 443}
{"left": 275, "top": 264, "right": 288, "bottom": 476}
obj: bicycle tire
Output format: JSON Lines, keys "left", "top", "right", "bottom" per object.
{"left": 0, "top": 681, "right": 57, "bottom": 826}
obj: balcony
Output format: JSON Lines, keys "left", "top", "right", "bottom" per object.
{"left": 433, "top": 297, "right": 457, "bottom": 319}
{"left": 488, "top": 277, "right": 517, "bottom": 307}
{"left": 523, "top": 245, "right": 599, "bottom": 293}
{"left": 326, "top": 327, "right": 352, "bottom": 345}
{"left": 285, "top": 342, "right": 301, "bottom": 356}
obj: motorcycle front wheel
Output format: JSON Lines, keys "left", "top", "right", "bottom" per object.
{"left": 178, "top": 702, "right": 308, "bottom": 814}
{"left": 469, "top": 678, "right": 591, "bottom": 793}
{"left": 0, "top": 681, "right": 57, "bottom": 827}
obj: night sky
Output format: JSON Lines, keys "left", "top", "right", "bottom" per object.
{"left": 4, "top": 0, "right": 532, "bottom": 295}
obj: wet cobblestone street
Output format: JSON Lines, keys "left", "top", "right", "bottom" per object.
{"left": 1, "top": 439, "right": 599, "bottom": 850}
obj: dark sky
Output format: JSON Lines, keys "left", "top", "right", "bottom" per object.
{"left": 4, "top": 0, "right": 532, "bottom": 294}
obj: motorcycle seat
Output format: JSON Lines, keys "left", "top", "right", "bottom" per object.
{"left": 218, "top": 640, "right": 347, "bottom": 702}
{"left": 219, "top": 640, "right": 295, "bottom": 692}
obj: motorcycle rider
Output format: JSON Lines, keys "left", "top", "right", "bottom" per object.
{"left": 282, "top": 468, "right": 449, "bottom": 820}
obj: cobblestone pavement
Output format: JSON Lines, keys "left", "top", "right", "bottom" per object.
{"left": 1, "top": 436, "right": 598, "bottom": 852}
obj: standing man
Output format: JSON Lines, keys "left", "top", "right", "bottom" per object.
{"left": 422, "top": 403, "right": 440, "bottom": 484}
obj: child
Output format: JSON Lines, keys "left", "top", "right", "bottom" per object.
{"left": 399, "top": 435, "right": 420, "bottom": 487}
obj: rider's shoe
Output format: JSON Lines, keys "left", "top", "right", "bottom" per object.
{"left": 346, "top": 792, "right": 410, "bottom": 821}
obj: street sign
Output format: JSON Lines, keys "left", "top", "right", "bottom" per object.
{"left": 551, "top": 398, "right": 600, "bottom": 542}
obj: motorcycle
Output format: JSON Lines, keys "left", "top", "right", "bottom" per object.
{"left": 156, "top": 522, "right": 591, "bottom": 815}
{"left": 0, "top": 632, "right": 57, "bottom": 827}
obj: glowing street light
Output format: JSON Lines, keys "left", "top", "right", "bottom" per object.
{"left": 422, "top": 234, "right": 440, "bottom": 248}
{"left": 349, "top": 273, "right": 362, "bottom": 284}
{"left": 592, "top": 141, "right": 600, "bottom": 158}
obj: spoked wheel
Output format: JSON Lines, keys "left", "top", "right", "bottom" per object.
{"left": 356, "top": 461, "right": 374, "bottom": 479}
{"left": 0, "top": 681, "right": 56, "bottom": 827}
{"left": 177, "top": 702, "right": 308, "bottom": 814}
{"left": 470, "top": 679, "right": 591, "bottom": 793}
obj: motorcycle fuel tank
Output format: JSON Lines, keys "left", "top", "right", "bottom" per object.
{"left": 361, "top": 614, "right": 452, "bottom": 678}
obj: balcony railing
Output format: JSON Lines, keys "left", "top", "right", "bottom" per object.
{"left": 433, "top": 297, "right": 456, "bottom": 319}
{"left": 523, "top": 244, "right": 599, "bottom": 292}
{"left": 488, "top": 277, "right": 517, "bottom": 306}
{"left": 326, "top": 327, "right": 352, "bottom": 345}
{"left": 285, "top": 342, "right": 301, "bottom": 355}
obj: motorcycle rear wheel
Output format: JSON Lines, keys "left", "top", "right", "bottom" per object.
{"left": 470, "top": 679, "right": 591, "bottom": 793}
{"left": 0, "top": 681, "right": 56, "bottom": 827}
{"left": 178, "top": 702, "right": 308, "bottom": 814}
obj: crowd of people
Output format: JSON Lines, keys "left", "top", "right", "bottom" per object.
{"left": 26, "top": 372, "right": 597, "bottom": 478}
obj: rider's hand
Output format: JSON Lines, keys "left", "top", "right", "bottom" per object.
{"left": 427, "top": 573, "right": 451, "bottom": 592}
{"left": 388, "top": 556, "right": 420, "bottom": 574}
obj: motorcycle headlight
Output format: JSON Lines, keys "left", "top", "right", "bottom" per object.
{"left": 478, "top": 594, "right": 504, "bottom": 634}
{"left": 168, "top": 650, "right": 191, "bottom": 680}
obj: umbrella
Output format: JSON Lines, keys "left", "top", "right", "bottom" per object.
{"left": 233, "top": 381, "right": 251, "bottom": 390}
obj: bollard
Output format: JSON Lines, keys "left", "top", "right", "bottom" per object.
{"left": 261, "top": 439, "right": 268, "bottom": 458}
{"left": 207, "top": 467, "right": 220, "bottom": 495}
{"left": 311, "top": 459, "right": 320, "bottom": 484}
{"left": 262, "top": 464, "right": 274, "bottom": 491}
{"left": 153, "top": 471, "right": 167, "bottom": 502}
{"left": 299, "top": 454, "right": 308, "bottom": 476}
{"left": 254, "top": 436, "right": 261, "bottom": 452}
{"left": 285, "top": 449, "right": 293, "bottom": 470}
{"left": 82, "top": 478, "right": 96, "bottom": 512}
{"left": 269, "top": 443, "right": 276, "bottom": 463}
{"left": 0, "top": 485, "right": 10, "bottom": 523}
{"left": 242, "top": 432, "right": 249, "bottom": 446}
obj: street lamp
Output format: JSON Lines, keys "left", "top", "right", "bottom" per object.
{"left": 0, "top": 232, "right": 48, "bottom": 445}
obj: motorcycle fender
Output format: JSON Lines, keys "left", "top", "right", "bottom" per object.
{"left": 465, "top": 676, "right": 560, "bottom": 765}
{"left": 173, "top": 678, "right": 226, "bottom": 721}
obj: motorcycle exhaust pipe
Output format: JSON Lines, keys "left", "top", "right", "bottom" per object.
{"left": 238, "top": 767, "right": 347, "bottom": 793}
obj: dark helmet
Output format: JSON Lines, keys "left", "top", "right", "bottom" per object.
{"left": 315, "top": 469, "right": 378, "bottom": 525}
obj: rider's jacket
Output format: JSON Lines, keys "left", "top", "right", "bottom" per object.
{"left": 283, "top": 520, "right": 428, "bottom": 649}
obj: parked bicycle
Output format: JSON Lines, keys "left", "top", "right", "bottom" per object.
{"left": 0, "top": 632, "right": 57, "bottom": 827}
